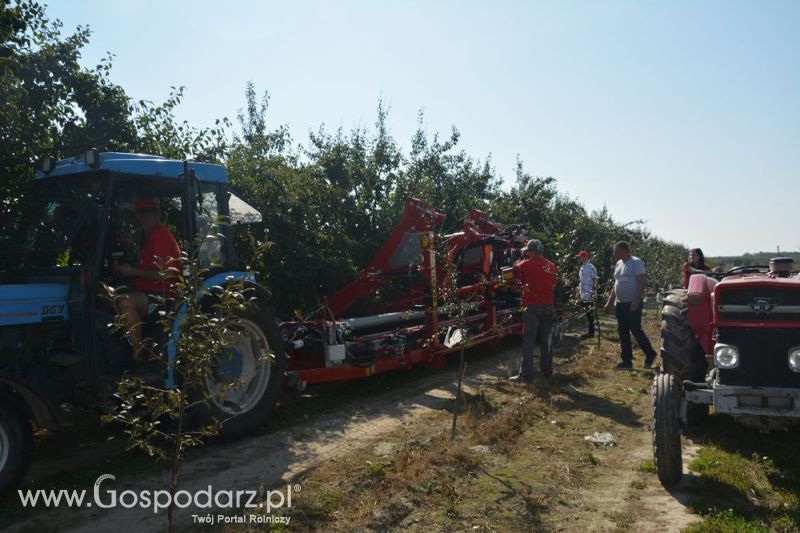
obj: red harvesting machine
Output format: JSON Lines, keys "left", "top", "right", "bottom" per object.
{"left": 280, "top": 198, "right": 527, "bottom": 388}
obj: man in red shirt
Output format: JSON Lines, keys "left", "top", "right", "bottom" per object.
{"left": 115, "top": 197, "right": 181, "bottom": 358}
{"left": 511, "top": 239, "right": 558, "bottom": 382}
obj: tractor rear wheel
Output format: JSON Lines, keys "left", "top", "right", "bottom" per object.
{"left": 652, "top": 372, "right": 683, "bottom": 486}
{"left": 0, "top": 402, "right": 32, "bottom": 497}
{"left": 660, "top": 290, "right": 707, "bottom": 382}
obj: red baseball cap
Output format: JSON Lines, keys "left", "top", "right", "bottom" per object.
{"left": 576, "top": 250, "right": 590, "bottom": 259}
{"left": 134, "top": 197, "right": 159, "bottom": 213}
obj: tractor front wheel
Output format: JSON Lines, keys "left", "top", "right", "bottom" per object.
{"left": 0, "top": 402, "right": 32, "bottom": 497}
{"left": 660, "top": 290, "right": 707, "bottom": 382}
{"left": 196, "top": 302, "right": 286, "bottom": 440}
{"left": 652, "top": 372, "right": 683, "bottom": 486}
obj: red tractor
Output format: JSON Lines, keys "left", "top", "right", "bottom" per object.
{"left": 652, "top": 257, "right": 800, "bottom": 485}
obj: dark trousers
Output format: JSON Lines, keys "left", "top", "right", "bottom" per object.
{"left": 580, "top": 300, "right": 595, "bottom": 335}
{"left": 614, "top": 301, "right": 656, "bottom": 364}
{"left": 521, "top": 304, "right": 556, "bottom": 377}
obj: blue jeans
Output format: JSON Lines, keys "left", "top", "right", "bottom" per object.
{"left": 521, "top": 304, "right": 556, "bottom": 377}
{"left": 615, "top": 301, "right": 656, "bottom": 364}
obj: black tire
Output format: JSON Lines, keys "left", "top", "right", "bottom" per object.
{"left": 660, "top": 290, "right": 707, "bottom": 382}
{"left": 195, "top": 301, "right": 286, "bottom": 440}
{"left": 652, "top": 373, "right": 682, "bottom": 486}
{"left": 0, "top": 402, "right": 33, "bottom": 498}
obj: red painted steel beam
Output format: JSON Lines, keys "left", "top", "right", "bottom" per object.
{"left": 325, "top": 198, "right": 444, "bottom": 317}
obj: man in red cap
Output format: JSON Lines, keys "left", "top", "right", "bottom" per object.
{"left": 576, "top": 250, "right": 598, "bottom": 337}
{"left": 115, "top": 197, "right": 181, "bottom": 357}
{"left": 510, "top": 239, "right": 558, "bottom": 382}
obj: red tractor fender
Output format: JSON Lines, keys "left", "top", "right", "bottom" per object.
{"left": 686, "top": 273, "right": 717, "bottom": 355}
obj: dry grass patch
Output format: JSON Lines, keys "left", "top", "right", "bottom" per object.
{"left": 463, "top": 389, "right": 551, "bottom": 454}
{"left": 228, "top": 319, "right": 663, "bottom": 532}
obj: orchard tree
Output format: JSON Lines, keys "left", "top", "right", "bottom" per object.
{"left": 0, "top": 0, "right": 227, "bottom": 214}
{"left": 1, "top": 1, "right": 132, "bottom": 204}
{"left": 394, "top": 111, "right": 501, "bottom": 232}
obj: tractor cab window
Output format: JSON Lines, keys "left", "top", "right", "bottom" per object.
{"left": 108, "top": 179, "right": 186, "bottom": 273}
{"left": 0, "top": 176, "right": 106, "bottom": 268}
{"left": 106, "top": 178, "right": 262, "bottom": 273}
{"left": 219, "top": 190, "right": 262, "bottom": 269}
{"left": 197, "top": 187, "right": 226, "bottom": 268}
{"left": 198, "top": 189, "right": 262, "bottom": 269}
{"left": 228, "top": 192, "right": 261, "bottom": 225}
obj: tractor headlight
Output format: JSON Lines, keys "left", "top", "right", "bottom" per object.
{"left": 788, "top": 347, "right": 800, "bottom": 373}
{"left": 714, "top": 343, "right": 739, "bottom": 369}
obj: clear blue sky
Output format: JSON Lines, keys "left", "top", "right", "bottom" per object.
{"left": 47, "top": 0, "right": 800, "bottom": 256}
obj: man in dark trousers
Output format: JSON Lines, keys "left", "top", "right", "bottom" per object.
{"left": 603, "top": 241, "right": 657, "bottom": 369}
{"left": 511, "top": 239, "right": 558, "bottom": 382}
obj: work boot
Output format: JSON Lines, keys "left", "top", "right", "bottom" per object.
{"left": 614, "top": 361, "right": 633, "bottom": 370}
{"left": 509, "top": 374, "right": 533, "bottom": 384}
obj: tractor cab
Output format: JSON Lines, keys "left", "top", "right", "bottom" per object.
{"left": 1, "top": 152, "right": 258, "bottom": 377}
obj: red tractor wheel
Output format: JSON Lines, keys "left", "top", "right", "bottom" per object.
{"left": 652, "top": 372, "right": 682, "bottom": 486}
{"left": 660, "top": 290, "right": 710, "bottom": 423}
{"left": 660, "top": 290, "right": 707, "bottom": 382}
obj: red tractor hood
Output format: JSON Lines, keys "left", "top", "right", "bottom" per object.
{"left": 714, "top": 274, "right": 800, "bottom": 328}
{"left": 716, "top": 274, "right": 800, "bottom": 290}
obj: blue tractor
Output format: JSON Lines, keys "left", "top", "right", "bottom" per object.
{"left": 0, "top": 151, "right": 286, "bottom": 495}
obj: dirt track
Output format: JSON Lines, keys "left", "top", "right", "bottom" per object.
{"left": 8, "top": 330, "right": 702, "bottom": 532}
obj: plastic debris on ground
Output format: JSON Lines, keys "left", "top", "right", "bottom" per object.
{"left": 584, "top": 431, "right": 616, "bottom": 447}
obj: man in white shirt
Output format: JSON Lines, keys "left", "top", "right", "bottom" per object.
{"left": 576, "top": 250, "right": 598, "bottom": 337}
{"left": 603, "top": 241, "right": 658, "bottom": 369}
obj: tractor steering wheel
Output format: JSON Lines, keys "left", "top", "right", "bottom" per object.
{"left": 724, "top": 265, "right": 768, "bottom": 276}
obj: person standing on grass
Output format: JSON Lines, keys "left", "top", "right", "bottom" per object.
{"left": 510, "top": 239, "right": 558, "bottom": 383}
{"left": 603, "top": 241, "right": 657, "bottom": 370}
{"left": 576, "top": 250, "right": 598, "bottom": 338}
